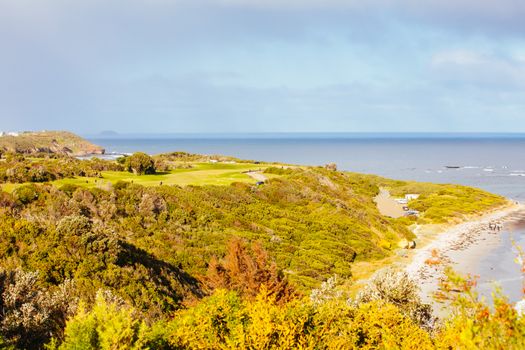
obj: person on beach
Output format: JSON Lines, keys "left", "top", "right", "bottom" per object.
{"left": 488, "top": 222, "right": 503, "bottom": 231}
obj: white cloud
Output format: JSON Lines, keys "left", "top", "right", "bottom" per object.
{"left": 431, "top": 50, "right": 486, "bottom": 66}
{"left": 430, "top": 49, "right": 525, "bottom": 89}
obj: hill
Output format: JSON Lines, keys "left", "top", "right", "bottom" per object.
{"left": 0, "top": 131, "right": 104, "bottom": 156}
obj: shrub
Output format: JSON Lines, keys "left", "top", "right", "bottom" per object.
{"left": 0, "top": 269, "right": 76, "bottom": 349}
{"left": 168, "top": 287, "right": 434, "bottom": 349}
{"left": 13, "top": 184, "right": 40, "bottom": 204}
{"left": 59, "top": 183, "right": 79, "bottom": 197}
{"left": 310, "top": 275, "right": 344, "bottom": 305}
{"left": 54, "top": 290, "right": 167, "bottom": 350}
{"left": 355, "top": 268, "right": 434, "bottom": 329}
{"left": 325, "top": 163, "right": 337, "bottom": 171}
{"left": 263, "top": 167, "right": 295, "bottom": 175}
{"left": 125, "top": 153, "right": 156, "bottom": 175}
{"left": 56, "top": 215, "right": 92, "bottom": 238}
{"left": 205, "top": 238, "right": 299, "bottom": 303}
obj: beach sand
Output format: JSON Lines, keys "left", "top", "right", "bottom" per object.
{"left": 403, "top": 202, "right": 525, "bottom": 313}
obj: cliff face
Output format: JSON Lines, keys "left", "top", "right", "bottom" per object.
{"left": 0, "top": 131, "right": 104, "bottom": 156}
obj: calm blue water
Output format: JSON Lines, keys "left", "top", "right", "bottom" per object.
{"left": 89, "top": 134, "right": 525, "bottom": 301}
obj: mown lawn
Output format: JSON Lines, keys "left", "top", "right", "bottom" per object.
{"left": 102, "top": 162, "right": 266, "bottom": 186}
{"left": 1, "top": 162, "right": 271, "bottom": 191}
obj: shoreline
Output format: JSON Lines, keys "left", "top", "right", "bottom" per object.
{"left": 403, "top": 202, "right": 525, "bottom": 309}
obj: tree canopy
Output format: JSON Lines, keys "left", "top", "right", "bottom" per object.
{"left": 125, "top": 152, "right": 156, "bottom": 175}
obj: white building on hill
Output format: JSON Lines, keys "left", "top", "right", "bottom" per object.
{"left": 0, "top": 131, "right": 20, "bottom": 137}
{"left": 405, "top": 194, "right": 420, "bottom": 201}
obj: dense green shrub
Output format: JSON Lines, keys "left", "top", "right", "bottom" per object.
{"left": 13, "top": 184, "right": 40, "bottom": 204}
{"left": 379, "top": 180, "right": 507, "bottom": 224}
{"left": 263, "top": 166, "right": 296, "bottom": 175}
{"left": 125, "top": 152, "right": 156, "bottom": 175}
{"left": 0, "top": 155, "right": 122, "bottom": 184}
{"left": 52, "top": 291, "right": 170, "bottom": 350}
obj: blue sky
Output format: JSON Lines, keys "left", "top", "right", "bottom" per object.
{"left": 1, "top": 0, "right": 525, "bottom": 133}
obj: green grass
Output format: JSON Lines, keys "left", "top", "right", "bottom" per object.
{"left": 0, "top": 183, "right": 22, "bottom": 193}
{"left": 1, "top": 162, "right": 272, "bottom": 192}
{"left": 104, "top": 162, "right": 268, "bottom": 186}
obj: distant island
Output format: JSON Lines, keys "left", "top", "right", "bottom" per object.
{"left": 98, "top": 130, "right": 119, "bottom": 136}
{"left": 0, "top": 130, "right": 104, "bottom": 156}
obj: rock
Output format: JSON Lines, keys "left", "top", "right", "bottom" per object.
{"left": 398, "top": 239, "right": 409, "bottom": 249}
{"left": 397, "top": 239, "right": 416, "bottom": 249}
{"left": 324, "top": 163, "right": 337, "bottom": 171}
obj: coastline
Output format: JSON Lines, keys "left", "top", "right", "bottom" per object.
{"left": 404, "top": 202, "right": 525, "bottom": 309}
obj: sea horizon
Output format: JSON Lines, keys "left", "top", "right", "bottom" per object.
{"left": 85, "top": 131, "right": 525, "bottom": 140}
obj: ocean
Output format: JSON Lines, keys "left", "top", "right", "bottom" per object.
{"left": 88, "top": 133, "right": 525, "bottom": 301}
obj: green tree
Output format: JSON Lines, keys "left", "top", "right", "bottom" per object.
{"left": 125, "top": 153, "right": 156, "bottom": 175}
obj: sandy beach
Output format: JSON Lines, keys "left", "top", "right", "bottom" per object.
{"left": 403, "top": 202, "right": 525, "bottom": 310}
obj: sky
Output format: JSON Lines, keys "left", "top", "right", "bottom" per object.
{"left": 1, "top": 0, "right": 525, "bottom": 134}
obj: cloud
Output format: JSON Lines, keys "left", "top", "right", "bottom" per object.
{"left": 215, "top": 0, "right": 525, "bottom": 34}
{"left": 430, "top": 50, "right": 525, "bottom": 90}
{"left": 432, "top": 50, "right": 486, "bottom": 65}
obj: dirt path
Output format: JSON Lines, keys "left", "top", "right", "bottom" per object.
{"left": 374, "top": 188, "right": 405, "bottom": 218}
{"left": 245, "top": 171, "right": 267, "bottom": 182}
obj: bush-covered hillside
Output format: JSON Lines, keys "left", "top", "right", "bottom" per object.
{"left": 0, "top": 161, "right": 507, "bottom": 292}
{"left": 0, "top": 153, "right": 512, "bottom": 348}
{"left": 0, "top": 131, "right": 104, "bottom": 156}
{"left": 0, "top": 167, "right": 416, "bottom": 291}
{"left": 0, "top": 155, "right": 122, "bottom": 184}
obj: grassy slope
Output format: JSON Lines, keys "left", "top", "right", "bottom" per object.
{"left": 102, "top": 163, "right": 269, "bottom": 186}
